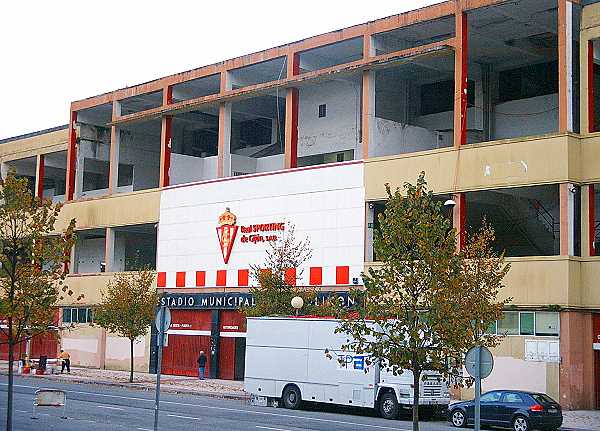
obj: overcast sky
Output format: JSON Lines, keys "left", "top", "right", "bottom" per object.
{"left": 0, "top": 0, "right": 442, "bottom": 139}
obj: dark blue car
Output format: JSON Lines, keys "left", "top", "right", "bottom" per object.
{"left": 448, "top": 390, "right": 562, "bottom": 431}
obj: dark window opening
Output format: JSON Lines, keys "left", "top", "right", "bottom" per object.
{"left": 499, "top": 61, "right": 558, "bottom": 103}
{"left": 318, "top": 104, "right": 327, "bottom": 118}
{"left": 420, "top": 80, "right": 474, "bottom": 116}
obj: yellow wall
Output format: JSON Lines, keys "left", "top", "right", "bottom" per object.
{"left": 56, "top": 189, "right": 161, "bottom": 231}
{"left": 364, "top": 134, "right": 578, "bottom": 201}
{"left": 0, "top": 128, "right": 68, "bottom": 162}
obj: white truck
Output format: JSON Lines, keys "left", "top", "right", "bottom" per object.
{"left": 244, "top": 316, "right": 450, "bottom": 419}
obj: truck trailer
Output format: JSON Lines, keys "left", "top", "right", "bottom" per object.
{"left": 244, "top": 316, "right": 450, "bottom": 419}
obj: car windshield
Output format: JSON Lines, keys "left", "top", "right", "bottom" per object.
{"left": 531, "top": 394, "right": 558, "bottom": 405}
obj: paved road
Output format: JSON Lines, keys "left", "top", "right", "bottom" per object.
{"left": 0, "top": 375, "right": 454, "bottom": 431}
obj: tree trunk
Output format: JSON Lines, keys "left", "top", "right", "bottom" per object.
{"left": 412, "top": 368, "right": 421, "bottom": 431}
{"left": 129, "top": 338, "right": 134, "bottom": 383}
{"left": 6, "top": 318, "right": 14, "bottom": 431}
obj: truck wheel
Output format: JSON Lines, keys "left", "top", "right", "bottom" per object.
{"left": 378, "top": 392, "right": 399, "bottom": 420}
{"left": 282, "top": 385, "right": 302, "bottom": 410}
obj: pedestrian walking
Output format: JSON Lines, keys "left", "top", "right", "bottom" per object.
{"left": 59, "top": 349, "right": 71, "bottom": 373}
{"left": 197, "top": 351, "right": 207, "bottom": 380}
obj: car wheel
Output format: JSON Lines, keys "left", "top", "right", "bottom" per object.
{"left": 281, "top": 385, "right": 302, "bottom": 410}
{"left": 378, "top": 392, "right": 399, "bottom": 420}
{"left": 512, "top": 415, "right": 529, "bottom": 431}
{"left": 451, "top": 409, "right": 466, "bottom": 428}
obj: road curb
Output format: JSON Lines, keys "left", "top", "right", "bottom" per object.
{"left": 0, "top": 371, "right": 250, "bottom": 401}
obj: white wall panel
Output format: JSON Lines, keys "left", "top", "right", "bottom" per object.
{"left": 157, "top": 163, "right": 365, "bottom": 287}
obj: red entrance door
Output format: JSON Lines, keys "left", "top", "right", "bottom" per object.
{"left": 161, "top": 310, "right": 212, "bottom": 377}
{"left": 162, "top": 335, "right": 211, "bottom": 377}
{"left": 595, "top": 350, "right": 600, "bottom": 409}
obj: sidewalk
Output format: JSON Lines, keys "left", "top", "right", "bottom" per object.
{"left": 562, "top": 410, "right": 600, "bottom": 430}
{"left": 0, "top": 361, "right": 248, "bottom": 400}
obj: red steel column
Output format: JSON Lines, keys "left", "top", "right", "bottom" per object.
{"left": 590, "top": 184, "right": 596, "bottom": 256}
{"left": 65, "top": 110, "right": 77, "bottom": 201}
{"left": 284, "top": 52, "right": 299, "bottom": 169}
{"left": 159, "top": 86, "right": 173, "bottom": 188}
{"left": 453, "top": 10, "right": 468, "bottom": 148}
{"left": 589, "top": 41, "right": 596, "bottom": 133}
{"left": 36, "top": 154, "right": 45, "bottom": 199}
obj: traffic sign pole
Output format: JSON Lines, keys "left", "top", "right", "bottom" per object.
{"left": 153, "top": 306, "right": 167, "bottom": 431}
{"left": 475, "top": 346, "right": 481, "bottom": 431}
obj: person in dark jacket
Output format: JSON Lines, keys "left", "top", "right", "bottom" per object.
{"left": 197, "top": 351, "right": 207, "bottom": 380}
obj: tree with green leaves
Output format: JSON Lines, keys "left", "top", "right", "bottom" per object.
{"left": 93, "top": 267, "right": 157, "bottom": 382}
{"left": 243, "top": 223, "right": 334, "bottom": 317}
{"left": 337, "top": 173, "right": 509, "bottom": 431}
{"left": 0, "top": 172, "right": 76, "bottom": 431}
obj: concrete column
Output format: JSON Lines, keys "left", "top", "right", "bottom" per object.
{"left": 35, "top": 154, "right": 44, "bottom": 199}
{"left": 108, "top": 101, "right": 121, "bottom": 193}
{"left": 453, "top": 9, "right": 468, "bottom": 148}
{"left": 559, "top": 311, "right": 595, "bottom": 409}
{"left": 558, "top": 0, "right": 574, "bottom": 132}
{"left": 104, "top": 227, "right": 115, "bottom": 273}
{"left": 284, "top": 88, "right": 299, "bottom": 169}
{"left": 453, "top": 193, "right": 466, "bottom": 252}
{"left": 362, "top": 35, "right": 376, "bottom": 159}
{"left": 218, "top": 102, "right": 232, "bottom": 177}
{"left": 74, "top": 142, "right": 85, "bottom": 199}
{"left": 560, "top": 183, "right": 576, "bottom": 256}
{"left": 361, "top": 70, "right": 375, "bottom": 159}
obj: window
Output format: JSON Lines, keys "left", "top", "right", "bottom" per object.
{"left": 485, "top": 321, "right": 497, "bottom": 335}
{"left": 62, "top": 308, "right": 72, "bottom": 324}
{"left": 503, "top": 392, "right": 525, "bottom": 404}
{"left": 420, "top": 80, "right": 475, "bottom": 116}
{"left": 62, "top": 307, "right": 93, "bottom": 324}
{"left": 318, "top": 104, "right": 327, "bottom": 118}
{"left": 497, "top": 312, "right": 519, "bottom": 335}
{"left": 499, "top": 61, "right": 558, "bottom": 103}
{"left": 535, "top": 312, "right": 559, "bottom": 336}
{"left": 481, "top": 391, "right": 502, "bottom": 402}
{"left": 487, "top": 312, "right": 559, "bottom": 337}
{"left": 519, "top": 312, "right": 535, "bottom": 336}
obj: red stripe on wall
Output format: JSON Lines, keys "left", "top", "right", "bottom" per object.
{"left": 196, "top": 271, "right": 206, "bottom": 287}
{"left": 216, "top": 270, "right": 227, "bottom": 286}
{"left": 336, "top": 266, "right": 349, "bottom": 285}
{"left": 237, "top": 269, "right": 249, "bottom": 287}
{"left": 176, "top": 272, "right": 186, "bottom": 287}
{"left": 157, "top": 272, "right": 167, "bottom": 288}
{"left": 284, "top": 268, "right": 296, "bottom": 286}
{"left": 309, "top": 267, "right": 322, "bottom": 286}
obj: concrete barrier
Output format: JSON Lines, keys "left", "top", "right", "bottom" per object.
{"left": 32, "top": 389, "right": 67, "bottom": 419}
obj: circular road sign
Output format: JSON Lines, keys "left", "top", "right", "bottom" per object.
{"left": 155, "top": 307, "right": 171, "bottom": 333}
{"left": 465, "top": 346, "right": 494, "bottom": 379}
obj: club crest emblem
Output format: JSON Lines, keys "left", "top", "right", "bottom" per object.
{"left": 216, "top": 208, "right": 238, "bottom": 264}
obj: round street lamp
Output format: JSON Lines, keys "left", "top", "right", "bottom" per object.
{"left": 291, "top": 296, "right": 304, "bottom": 316}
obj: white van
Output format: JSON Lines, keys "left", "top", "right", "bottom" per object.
{"left": 244, "top": 316, "right": 450, "bottom": 419}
